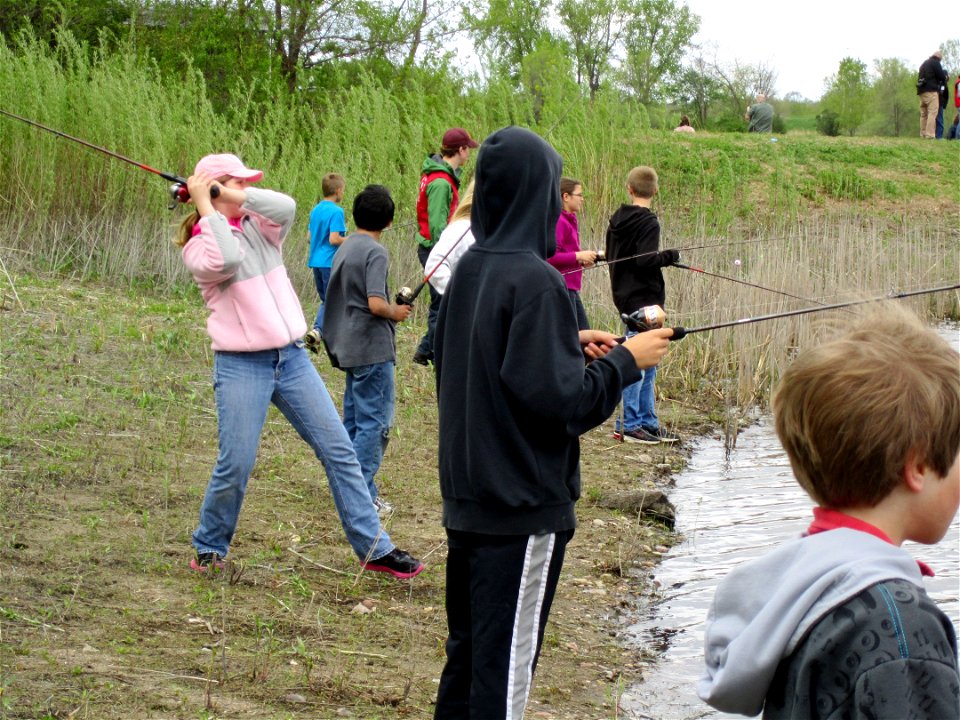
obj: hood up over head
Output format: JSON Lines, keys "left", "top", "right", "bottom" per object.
{"left": 471, "top": 126, "right": 562, "bottom": 258}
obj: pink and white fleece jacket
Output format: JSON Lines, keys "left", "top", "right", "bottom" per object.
{"left": 182, "top": 187, "right": 308, "bottom": 352}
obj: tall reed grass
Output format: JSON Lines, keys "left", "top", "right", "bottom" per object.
{"left": 2, "top": 32, "right": 957, "bottom": 408}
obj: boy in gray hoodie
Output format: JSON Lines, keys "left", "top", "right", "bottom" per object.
{"left": 699, "top": 305, "right": 959, "bottom": 718}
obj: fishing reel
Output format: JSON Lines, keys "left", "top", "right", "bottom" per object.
{"left": 395, "top": 286, "right": 416, "bottom": 306}
{"left": 168, "top": 181, "right": 220, "bottom": 210}
{"left": 621, "top": 305, "right": 666, "bottom": 333}
{"left": 595, "top": 249, "right": 605, "bottom": 262}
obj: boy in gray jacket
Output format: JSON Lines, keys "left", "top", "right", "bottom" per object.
{"left": 700, "top": 305, "right": 959, "bottom": 718}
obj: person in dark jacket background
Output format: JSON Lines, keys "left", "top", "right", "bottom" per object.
{"left": 918, "top": 49, "right": 948, "bottom": 138}
{"left": 432, "top": 126, "right": 673, "bottom": 720}
{"left": 606, "top": 166, "right": 681, "bottom": 445}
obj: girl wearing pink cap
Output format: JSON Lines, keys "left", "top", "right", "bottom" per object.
{"left": 175, "top": 154, "right": 423, "bottom": 579}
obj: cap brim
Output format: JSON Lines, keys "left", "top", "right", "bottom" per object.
{"left": 232, "top": 169, "right": 264, "bottom": 182}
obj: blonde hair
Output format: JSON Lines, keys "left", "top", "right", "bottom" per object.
{"left": 175, "top": 210, "right": 200, "bottom": 248}
{"left": 773, "top": 304, "right": 960, "bottom": 508}
{"left": 450, "top": 180, "right": 475, "bottom": 223}
{"left": 627, "top": 166, "right": 658, "bottom": 199}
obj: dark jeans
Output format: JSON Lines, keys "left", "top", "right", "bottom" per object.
{"left": 434, "top": 528, "right": 572, "bottom": 720}
{"left": 416, "top": 244, "right": 441, "bottom": 358}
{"left": 311, "top": 266, "right": 331, "bottom": 332}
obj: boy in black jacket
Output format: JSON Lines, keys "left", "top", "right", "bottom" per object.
{"left": 606, "top": 166, "right": 681, "bottom": 444}
{"left": 432, "top": 126, "right": 674, "bottom": 720}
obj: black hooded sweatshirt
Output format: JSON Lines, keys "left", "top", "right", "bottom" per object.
{"left": 605, "top": 205, "right": 674, "bottom": 313}
{"left": 433, "top": 126, "right": 641, "bottom": 536}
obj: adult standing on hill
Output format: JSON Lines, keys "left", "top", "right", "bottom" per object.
{"left": 917, "top": 49, "right": 947, "bottom": 139}
{"left": 744, "top": 94, "right": 774, "bottom": 133}
{"left": 413, "top": 127, "right": 479, "bottom": 367}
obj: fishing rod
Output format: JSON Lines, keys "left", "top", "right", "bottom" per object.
{"left": 395, "top": 224, "right": 473, "bottom": 305}
{"left": 673, "top": 262, "right": 833, "bottom": 307}
{"left": 0, "top": 108, "right": 213, "bottom": 209}
{"left": 563, "top": 238, "right": 768, "bottom": 277}
{"left": 622, "top": 284, "right": 960, "bottom": 340}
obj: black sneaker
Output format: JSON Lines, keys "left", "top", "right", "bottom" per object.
{"left": 643, "top": 426, "right": 680, "bottom": 444}
{"left": 190, "top": 552, "right": 225, "bottom": 573}
{"left": 362, "top": 548, "right": 425, "bottom": 579}
{"left": 619, "top": 428, "right": 661, "bottom": 444}
{"left": 412, "top": 350, "right": 433, "bottom": 366}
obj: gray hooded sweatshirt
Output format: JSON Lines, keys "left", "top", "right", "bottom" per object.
{"left": 699, "top": 528, "right": 959, "bottom": 718}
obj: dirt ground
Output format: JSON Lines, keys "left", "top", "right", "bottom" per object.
{"left": 0, "top": 275, "right": 715, "bottom": 719}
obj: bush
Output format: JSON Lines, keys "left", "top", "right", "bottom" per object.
{"left": 816, "top": 109, "right": 841, "bottom": 136}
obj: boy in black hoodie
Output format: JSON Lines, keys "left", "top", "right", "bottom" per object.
{"left": 432, "top": 126, "right": 674, "bottom": 720}
{"left": 606, "top": 166, "right": 681, "bottom": 445}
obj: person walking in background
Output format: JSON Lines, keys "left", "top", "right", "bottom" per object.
{"left": 432, "top": 125, "right": 674, "bottom": 720}
{"left": 323, "top": 185, "right": 413, "bottom": 518}
{"left": 606, "top": 166, "right": 681, "bottom": 445}
{"left": 699, "top": 306, "right": 959, "bottom": 717}
{"left": 426, "top": 181, "right": 475, "bottom": 296}
{"left": 744, "top": 94, "right": 774, "bottom": 133}
{"left": 413, "top": 127, "right": 479, "bottom": 366}
{"left": 304, "top": 173, "right": 346, "bottom": 351}
{"left": 547, "top": 177, "right": 597, "bottom": 330}
{"left": 917, "top": 49, "right": 947, "bottom": 139}
{"left": 177, "top": 154, "right": 423, "bottom": 579}
{"left": 674, "top": 115, "right": 696, "bottom": 133}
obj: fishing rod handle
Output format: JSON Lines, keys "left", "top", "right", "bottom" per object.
{"left": 396, "top": 284, "right": 425, "bottom": 306}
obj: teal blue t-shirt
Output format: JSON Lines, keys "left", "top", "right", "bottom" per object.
{"left": 307, "top": 200, "right": 347, "bottom": 268}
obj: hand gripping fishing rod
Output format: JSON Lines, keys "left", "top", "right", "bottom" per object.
{"left": 0, "top": 108, "right": 216, "bottom": 208}
{"left": 622, "top": 284, "right": 960, "bottom": 340}
{"left": 396, "top": 225, "right": 472, "bottom": 305}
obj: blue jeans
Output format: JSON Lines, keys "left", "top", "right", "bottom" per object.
{"left": 617, "top": 330, "right": 660, "bottom": 432}
{"left": 311, "top": 266, "right": 332, "bottom": 332}
{"left": 192, "top": 342, "right": 394, "bottom": 563}
{"left": 342, "top": 361, "right": 395, "bottom": 501}
{"left": 416, "top": 244, "right": 441, "bottom": 357}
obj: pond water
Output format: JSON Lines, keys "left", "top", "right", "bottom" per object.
{"left": 619, "top": 326, "right": 960, "bottom": 720}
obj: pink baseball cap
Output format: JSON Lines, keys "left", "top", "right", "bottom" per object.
{"left": 194, "top": 153, "right": 264, "bottom": 182}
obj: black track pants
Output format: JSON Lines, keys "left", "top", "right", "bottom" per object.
{"left": 434, "top": 528, "right": 573, "bottom": 720}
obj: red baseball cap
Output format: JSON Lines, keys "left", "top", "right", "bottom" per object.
{"left": 194, "top": 153, "right": 264, "bottom": 182}
{"left": 441, "top": 128, "right": 479, "bottom": 150}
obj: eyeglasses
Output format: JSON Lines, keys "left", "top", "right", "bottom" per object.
{"left": 570, "top": 192, "right": 584, "bottom": 197}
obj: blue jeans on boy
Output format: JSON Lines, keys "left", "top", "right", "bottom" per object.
{"left": 342, "top": 361, "right": 395, "bottom": 501}
{"left": 192, "top": 342, "right": 394, "bottom": 563}
{"left": 616, "top": 330, "right": 660, "bottom": 432}
{"left": 312, "top": 266, "right": 332, "bottom": 333}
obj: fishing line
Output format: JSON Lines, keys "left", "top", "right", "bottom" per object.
{"left": 622, "top": 284, "right": 960, "bottom": 340}
{"left": 0, "top": 108, "right": 207, "bottom": 208}
{"left": 564, "top": 238, "right": 769, "bottom": 277}
{"left": 673, "top": 262, "right": 833, "bottom": 307}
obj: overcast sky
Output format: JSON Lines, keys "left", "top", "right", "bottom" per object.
{"left": 681, "top": 0, "right": 955, "bottom": 100}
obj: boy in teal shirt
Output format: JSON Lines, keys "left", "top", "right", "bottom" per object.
{"left": 305, "top": 173, "right": 346, "bottom": 350}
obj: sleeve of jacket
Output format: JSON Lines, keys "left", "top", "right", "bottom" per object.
{"left": 426, "top": 178, "right": 454, "bottom": 242}
{"left": 242, "top": 187, "right": 296, "bottom": 248}
{"left": 547, "top": 217, "right": 580, "bottom": 273}
{"left": 182, "top": 213, "right": 244, "bottom": 282}
{"left": 499, "top": 281, "right": 640, "bottom": 435}
{"left": 631, "top": 220, "right": 666, "bottom": 269}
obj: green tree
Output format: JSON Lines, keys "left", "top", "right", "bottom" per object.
{"left": 674, "top": 54, "right": 724, "bottom": 126}
{"left": 557, "top": 0, "right": 626, "bottom": 98}
{"left": 869, "top": 57, "right": 915, "bottom": 136}
{"left": 0, "top": 0, "right": 132, "bottom": 49}
{"left": 619, "top": 0, "right": 699, "bottom": 104}
{"left": 465, "top": 0, "right": 553, "bottom": 83}
{"left": 823, "top": 56, "right": 869, "bottom": 136}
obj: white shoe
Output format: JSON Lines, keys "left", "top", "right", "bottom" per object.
{"left": 373, "top": 496, "right": 394, "bottom": 517}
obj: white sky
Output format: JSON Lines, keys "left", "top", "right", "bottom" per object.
{"left": 681, "top": 0, "right": 955, "bottom": 100}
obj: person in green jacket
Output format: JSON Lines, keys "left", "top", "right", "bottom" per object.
{"left": 413, "top": 127, "right": 479, "bottom": 366}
